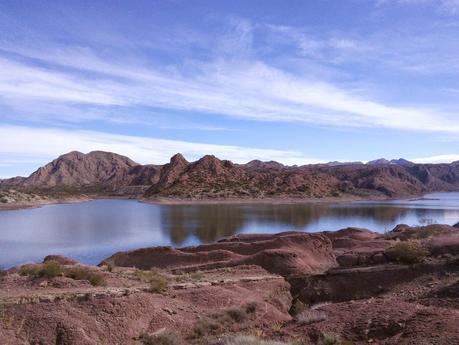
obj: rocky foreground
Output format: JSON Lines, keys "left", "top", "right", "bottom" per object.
{"left": 1, "top": 151, "right": 459, "bottom": 209}
{"left": 1, "top": 223, "right": 459, "bottom": 344}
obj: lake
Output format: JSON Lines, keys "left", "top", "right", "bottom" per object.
{"left": 1, "top": 192, "right": 458, "bottom": 267}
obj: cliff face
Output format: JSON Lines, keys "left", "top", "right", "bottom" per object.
{"left": 1, "top": 151, "right": 459, "bottom": 200}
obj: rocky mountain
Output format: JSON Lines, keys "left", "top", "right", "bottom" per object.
{"left": 1, "top": 151, "right": 459, "bottom": 200}
{"left": 367, "top": 158, "right": 415, "bottom": 167}
{"left": 10, "top": 151, "right": 160, "bottom": 190}
{"left": 390, "top": 158, "right": 415, "bottom": 167}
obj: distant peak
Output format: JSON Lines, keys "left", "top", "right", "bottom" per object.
{"left": 367, "top": 158, "right": 390, "bottom": 165}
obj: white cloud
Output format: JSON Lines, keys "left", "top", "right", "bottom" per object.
{"left": 0, "top": 125, "right": 321, "bottom": 170}
{"left": 1, "top": 48, "right": 458, "bottom": 134}
{"left": 412, "top": 154, "right": 459, "bottom": 163}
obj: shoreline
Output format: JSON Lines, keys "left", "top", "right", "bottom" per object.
{"left": 0, "top": 193, "right": 401, "bottom": 211}
{"left": 1, "top": 189, "right": 456, "bottom": 211}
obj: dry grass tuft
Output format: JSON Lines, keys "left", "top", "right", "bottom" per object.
{"left": 132, "top": 269, "right": 169, "bottom": 293}
{"left": 295, "top": 309, "right": 327, "bottom": 325}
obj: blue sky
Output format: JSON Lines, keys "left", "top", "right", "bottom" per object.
{"left": 1, "top": 0, "right": 459, "bottom": 177}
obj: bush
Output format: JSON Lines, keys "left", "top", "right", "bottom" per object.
{"left": 149, "top": 274, "right": 168, "bottom": 293}
{"left": 295, "top": 309, "right": 327, "bottom": 325}
{"left": 19, "top": 264, "right": 41, "bottom": 277}
{"left": 190, "top": 306, "right": 250, "bottom": 339}
{"left": 387, "top": 241, "right": 428, "bottom": 264}
{"left": 191, "top": 318, "right": 222, "bottom": 338}
{"left": 138, "top": 331, "right": 182, "bottom": 345}
{"left": 245, "top": 301, "right": 258, "bottom": 314}
{"left": 65, "top": 267, "right": 106, "bottom": 286}
{"left": 19, "top": 261, "right": 63, "bottom": 279}
{"left": 226, "top": 307, "right": 248, "bottom": 323}
{"left": 131, "top": 269, "right": 168, "bottom": 293}
{"left": 39, "top": 261, "right": 63, "bottom": 278}
{"left": 0, "top": 267, "right": 7, "bottom": 279}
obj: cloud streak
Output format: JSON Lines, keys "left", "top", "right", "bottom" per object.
{"left": 1, "top": 45, "right": 459, "bottom": 134}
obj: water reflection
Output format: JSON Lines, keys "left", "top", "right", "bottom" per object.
{"left": 159, "top": 203, "right": 416, "bottom": 245}
{"left": 0, "top": 192, "right": 458, "bottom": 267}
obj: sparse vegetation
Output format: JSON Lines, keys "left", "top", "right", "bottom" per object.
{"left": 64, "top": 267, "right": 106, "bottom": 286}
{"left": 190, "top": 270, "right": 204, "bottom": 281}
{"left": 245, "top": 301, "right": 258, "bottom": 314}
{"left": 191, "top": 318, "right": 223, "bottom": 338}
{"left": 225, "top": 307, "right": 248, "bottom": 323}
{"left": 19, "top": 262, "right": 106, "bottom": 286}
{"left": 132, "top": 268, "right": 169, "bottom": 293}
{"left": 224, "top": 335, "right": 290, "bottom": 345}
{"left": 295, "top": 309, "right": 327, "bottom": 325}
{"left": 311, "top": 331, "right": 353, "bottom": 345}
{"left": 290, "top": 298, "right": 308, "bottom": 315}
{"left": 149, "top": 274, "right": 168, "bottom": 293}
{"left": 387, "top": 240, "right": 428, "bottom": 264}
{"left": 0, "top": 267, "right": 7, "bottom": 279}
{"left": 19, "top": 261, "right": 63, "bottom": 278}
{"left": 190, "top": 306, "right": 249, "bottom": 339}
{"left": 138, "top": 331, "right": 182, "bottom": 345}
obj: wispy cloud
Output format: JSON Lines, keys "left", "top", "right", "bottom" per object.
{"left": 0, "top": 125, "right": 320, "bottom": 169}
{"left": 1, "top": 43, "right": 459, "bottom": 134}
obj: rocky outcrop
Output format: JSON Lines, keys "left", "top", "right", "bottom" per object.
{"left": 102, "top": 232, "right": 337, "bottom": 277}
{"left": 2, "top": 224, "right": 459, "bottom": 344}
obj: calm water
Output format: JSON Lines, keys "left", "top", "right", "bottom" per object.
{"left": 0, "top": 192, "right": 458, "bottom": 267}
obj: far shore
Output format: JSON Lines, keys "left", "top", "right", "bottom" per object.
{"left": 0, "top": 190, "right": 443, "bottom": 211}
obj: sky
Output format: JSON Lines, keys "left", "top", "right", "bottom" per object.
{"left": 1, "top": 0, "right": 459, "bottom": 177}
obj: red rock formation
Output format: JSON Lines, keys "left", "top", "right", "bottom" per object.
{"left": 101, "top": 232, "right": 337, "bottom": 277}
{"left": 2, "top": 151, "right": 459, "bottom": 200}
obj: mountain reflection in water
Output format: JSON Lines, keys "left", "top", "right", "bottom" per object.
{"left": 0, "top": 192, "right": 458, "bottom": 267}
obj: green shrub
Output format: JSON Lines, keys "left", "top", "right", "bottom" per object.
{"left": 387, "top": 241, "right": 428, "bottom": 264}
{"left": 64, "top": 267, "right": 106, "bottom": 286}
{"left": 138, "top": 331, "right": 182, "bottom": 345}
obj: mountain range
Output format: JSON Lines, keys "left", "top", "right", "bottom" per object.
{"left": 1, "top": 151, "right": 459, "bottom": 200}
